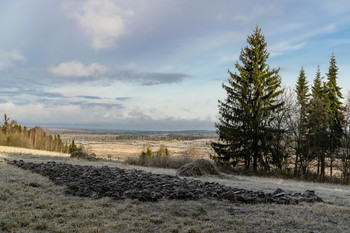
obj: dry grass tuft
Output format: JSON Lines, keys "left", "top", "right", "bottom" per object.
{"left": 177, "top": 159, "right": 222, "bottom": 177}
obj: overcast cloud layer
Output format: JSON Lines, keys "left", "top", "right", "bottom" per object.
{"left": 1, "top": 0, "right": 350, "bottom": 130}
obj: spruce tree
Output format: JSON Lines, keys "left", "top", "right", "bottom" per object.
{"left": 211, "top": 26, "right": 284, "bottom": 171}
{"left": 307, "top": 67, "right": 329, "bottom": 179}
{"left": 294, "top": 66, "right": 310, "bottom": 174}
{"left": 326, "top": 53, "right": 343, "bottom": 177}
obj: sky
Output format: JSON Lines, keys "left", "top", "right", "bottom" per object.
{"left": 1, "top": 0, "right": 350, "bottom": 131}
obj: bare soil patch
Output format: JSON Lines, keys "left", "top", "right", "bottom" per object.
{"left": 9, "top": 159, "right": 323, "bottom": 204}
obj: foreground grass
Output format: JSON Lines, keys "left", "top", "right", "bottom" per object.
{"left": 1, "top": 160, "right": 350, "bottom": 232}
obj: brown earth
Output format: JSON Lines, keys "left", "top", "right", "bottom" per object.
{"left": 8, "top": 159, "right": 324, "bottom": 204}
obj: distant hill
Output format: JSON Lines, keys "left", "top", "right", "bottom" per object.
{"left": 49, "top": 128, "right": 217, "bottom": 141}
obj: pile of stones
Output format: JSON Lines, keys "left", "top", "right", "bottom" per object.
{"left": 8, "top": 160, "right": 324, "bottom": 204}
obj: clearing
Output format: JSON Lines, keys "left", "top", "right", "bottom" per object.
{"left": 1, "top": 146, "right": 350, "bottom": 232}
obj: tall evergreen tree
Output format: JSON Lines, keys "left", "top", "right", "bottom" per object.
{"left": 325, "top": 53, "right": 343, "bottom": 177}
{"left": 294, "top": 66, "right": 310, "bottom": 174}
{"left": 307, "top": 67, "right": 329, "bottom": 179}
{"left": 211, "top": 26, "right": 284, "bottom": 171}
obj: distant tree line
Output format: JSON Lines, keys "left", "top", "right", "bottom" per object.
{"left": 0, "top": 114, "right": 70, "bottom": 153}
{"left": 211, "top": 26, "right": 350, "bottom": 183}
{"left": 115, "top": 134, "right": 213, "bottom": 141}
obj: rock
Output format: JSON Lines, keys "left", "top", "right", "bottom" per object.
{"left": 176, "top": 159, "right": 222, "bottom": 177}
{"left": 301, "top": 190, "right": 324, "bottom": 203}
{"left": 273, "top": 188, "right": 284, "bottom": 195}
{"left": 222, "top": 191, "right": 236, "bottom": 201}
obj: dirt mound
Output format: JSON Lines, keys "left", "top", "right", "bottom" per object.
{"left": 8, "top": 160, "right": 324, "bottom": 204}
{"left": 177, "top": 159, "right": 222, "bottom": 177}
{"left": 70, "top": 151, "right": 97, "bottom": 161}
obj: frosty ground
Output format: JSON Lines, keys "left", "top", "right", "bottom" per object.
{"left": 1, "top": 146, "right": 349, "bottom": 232}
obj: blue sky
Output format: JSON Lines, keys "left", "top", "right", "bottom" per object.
{"left": 0, "top": 0, "right": 350, "bottom": 131}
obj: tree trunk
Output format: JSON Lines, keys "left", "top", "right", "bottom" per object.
{"left": 294, "top": 151, "right": 299, "bottom": 176}
{"left": 253, "top": 156, "right": 257, "bottom": 172}
{"left": 320, "top": 154, "right": 325, "bottom": 180}
{"left": 330, "top": 153, "right": 333, "bottom": 178}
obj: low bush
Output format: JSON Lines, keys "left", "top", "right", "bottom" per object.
{"left": 125, "top": 146, "right": 193, "bottom": 169}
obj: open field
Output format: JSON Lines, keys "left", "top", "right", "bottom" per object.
{"left": 58, "top": 133, "right": 348, "bottom": 181}
{"left": 1, "top": 146, "right": 350, "bottom": 232}
{"left": 59, "top": 133, "right": 214, "bottom": 161}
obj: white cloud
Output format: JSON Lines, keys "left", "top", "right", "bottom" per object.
{"left": 268, "top": 23, "right": 337, "bottom": 57}
{"left": 233, "top": 4, "right": 283, "bottom": 24}
{"left": 0, "top": 102, "right": 123, "bottom": 125}
{"left": 0, "top": 50, "right": 26, "bottom": 70}
{"left": 73, "top": 0, "right": 134, "bottom": 49}
{"left": 217, "top": 53, "right": 240, "bottom": 65}
{"left": 49, "top": 61, "right": 109, "bottom": 77}
{"left": 269, "top": 41, "right": 306, "bottom": 57}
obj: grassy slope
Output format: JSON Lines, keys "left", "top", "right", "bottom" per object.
{"left": 1, "top": 148, "right": 350, "bottom": 232}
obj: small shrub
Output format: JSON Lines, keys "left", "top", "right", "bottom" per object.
{"left": 124, "top": 146, "right": 193, "bottom": 169}
{"left": 139, "top": 146, "right": 153, "bottom": 165}
{"left": 69, "top": 140, "right": 83, "bottom": 153}
{"left": 157, "top": 146, "right": 170, "bottom": 158}
{"left": 196, "top": 206, "right": 207, "bottom": 217}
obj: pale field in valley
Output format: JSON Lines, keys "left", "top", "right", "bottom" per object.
{"left": 1, "top": 145, "right": 350, "bottom": 232}
{"left": 71, "top": 138, "right": 214, "bottom": 161}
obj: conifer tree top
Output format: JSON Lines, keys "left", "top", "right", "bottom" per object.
{"left": 312, "top": 65, "right": 323, "bottom": 98}
{"left": 327, "top": 53, "right": 343, "bottom": 100}
{"left": 296, "top": 66, "right": 309, "bottom": 102}
{"left": 239, "top": 26, "right": 269, "bottom": 70}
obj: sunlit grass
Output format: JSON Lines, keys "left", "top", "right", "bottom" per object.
{"left": 0, "top": 145, "right": 69, "bottom": 157}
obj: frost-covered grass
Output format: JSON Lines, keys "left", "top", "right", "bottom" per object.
{"left": 1, "top": 147, "right": 350, "bottom": 232}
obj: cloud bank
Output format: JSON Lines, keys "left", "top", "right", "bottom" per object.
{"left": 49, "top": 61, "right": 109, "bottom": 77}
{"left": 48, "top": 62, "right": 190, "bottom": 85}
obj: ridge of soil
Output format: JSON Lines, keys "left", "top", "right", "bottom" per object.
{"left": 8, "top": 160, "right": 324, "bottom": 204}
